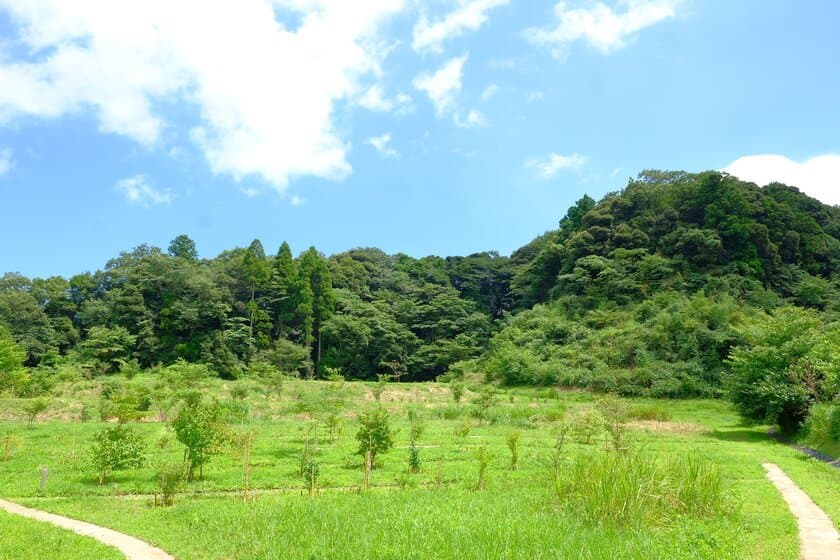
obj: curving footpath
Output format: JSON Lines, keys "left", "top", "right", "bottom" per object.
{"left": 762, "top": 463, "right": 840, "bottom": 560}
{"left": 0, "top": 498, "right": 174, "bottom": 560}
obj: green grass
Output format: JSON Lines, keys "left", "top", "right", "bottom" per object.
{"left": 1, "top": 378, "right": 837, "bottom": 559}
{"left": 0, "top": 509, "right": 123, "bottom": 560}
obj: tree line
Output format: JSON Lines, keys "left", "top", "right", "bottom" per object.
{"left": 1, "top": 170, "right": 839, "bottom": 431}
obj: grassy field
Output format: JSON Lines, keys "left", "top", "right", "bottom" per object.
{"left": 0, "top": 509, "right": 123, "bottom": 560}
{"left": 1, "top": 376, "right": 838, "bottom": 559}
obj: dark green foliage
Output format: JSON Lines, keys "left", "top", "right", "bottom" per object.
{"left": 728, "top": 307, "right": 839, "bottom": 433}
{"left": 1, "top": 169, "right": 839, "bottom": 410}
{"left": 80, "top": 326, "right": 137, "bottom": 374}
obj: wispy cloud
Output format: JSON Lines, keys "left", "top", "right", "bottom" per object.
{"left": 724, "top": 154, "right": 840, "bottom": 206}
{"left": 240, "top": 186, "right": 262, "bottom": 198}
{"left": 115, "top": 175, "right": 172, "bottom": 207}
{"left": 455, "top": 109, "right": 487, "bottom": 128}
{"left": 358, "top": 85, "right": 413, "bottom": 114}
{"left": 481, "top": 83, "right": 500, "bottom": 101}
{"left": 525, "top": 0, "right": 682, "bottom": 59}
{"left": 526, "top": 153, "right": 587, "bottom": 178}
{"left": 290, "top": 195, "right": 304, "bottom": 207}
{"left": 413, "top": 0, "right": 509, "bottom": 54}
{"left": 413, "top": 54, "right": 468, "bottom": 116}
{"left": 0, "top": 148, "right": 11, "bottom": 176}
{"left": 367, "top": 133, "right": 398, "bottom": 158}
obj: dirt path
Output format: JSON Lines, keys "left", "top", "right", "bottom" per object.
{"left": 762, "top": 463, "right": 840, "bottom": 560}
{"left": 0, "top": 498, "right": 174, "bottom": 560}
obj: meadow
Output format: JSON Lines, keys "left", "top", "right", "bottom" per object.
{"left": 1, "top": 376, "right": 839, "bottom": 559}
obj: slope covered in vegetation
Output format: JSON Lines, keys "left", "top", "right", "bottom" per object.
{"left": 470, "top": 171, "right": 840, "bottom": 402}
{"left": 1, "top": 170, "right": 838, "bottom": 417}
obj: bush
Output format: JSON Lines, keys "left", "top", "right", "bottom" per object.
{"left": 727, "top": 307, "right": 833, "bottom": 433}
{"left": 89, "top": 425, "right": 145, "bottom": 485}
{"left": 172, "top": 398, "right": 230, "bottom": 481}
{"left": 569, "top": 406, "right": 605, "bottom": 444}
{"left": 155, "top": 463, "right": 185, "bottom": 506}
{"left": 22, "top": 398, "right": 50, "bottom": 426}
{"left": 355, "top": 407, "right": 394, "bottom": 467}
{"left": 830, "top": 404, "right": 840, "bottom": 441}
{"left": 450, "top": 379, "right": 465, "bottom": 403}
{"left": 230, "top": 384, "right": 249, "bottom": 400}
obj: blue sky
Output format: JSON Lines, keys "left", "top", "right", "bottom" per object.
{"left": 1, "top": 0, "right": 838, "bottom": 278}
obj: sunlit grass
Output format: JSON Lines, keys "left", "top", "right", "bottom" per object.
{"left": 0, "top": 378, "right": 833, "bottom": 558}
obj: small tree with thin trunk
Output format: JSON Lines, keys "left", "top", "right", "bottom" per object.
{"left": 22, "top": 398, "right": 49, "bottom": 426}
{"left": 356, "top": 407, "right": 394, "bottom": 488}
{"left": 172, "top": 397, "right": 230, "bottom": 481}
{"left": 89, "top": 425, "right": 145, "bottom": 485}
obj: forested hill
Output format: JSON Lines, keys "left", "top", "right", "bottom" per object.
{"left": 469, "top": 170, "right": 840, "bottom": 397}
{"left": 1, "top": 170, "right": 839, "bottom": 395}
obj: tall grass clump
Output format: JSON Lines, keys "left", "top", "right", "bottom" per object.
{"left": 627, "top": 403, "right": 673, "bottom": 422}
{"left": 554, "top": 447, "right": 728, "bottom": 526}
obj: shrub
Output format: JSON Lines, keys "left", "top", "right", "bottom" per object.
{"left": 450, "top": 379, "right": 465, "bottom": 403}
{"left": 22, "top": 398, "right": 50, "bottom": 426}
{"left": 155, "top": 463, "right": 185, "bottom": 506}
{"left": 506, "top": 431, "right": 520, "bottom": 471}
{"left": 171, "top": 398, "right": 230, "bottom": 481}
{"left": 727, "top": 307, "right": 834, "bottom": 433}
{"left": 830, "top": 404, "right": 840, "bottom": 441}
{"left": 569, "top": 407, "right": 605, "bottom": 444}
{"left": 474, "top": 446, "right": 491, "bottom": 491}
{"left": 408, "top": 416, "right": 424, "bottom": 474}
{"left": 230, "top": 384, "right": 249, "bottom": 401}
{"left": 89, "top": 425, "right": 145, "bottom": 485}
{"left": 472, "top": 386, "right": 498, "bottom": 422}
{"left": 355, "top": 407, "right": 394, "bottom": 467}
{"left": 372, "top": 374, "right": 391, "bottom": 402}
{"left": 454, "top": 420, "right": 472, "bottom": 439}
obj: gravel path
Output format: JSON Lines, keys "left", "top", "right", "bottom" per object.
{"left": 0, "top": 498, "right": 174, "bottom": 560}
{"left": 762, "top": 463, "right": 840, "bottom": 560}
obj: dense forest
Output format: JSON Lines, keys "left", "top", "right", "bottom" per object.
{"left": 2, "top": 170, "right": 839, "bottom": 428}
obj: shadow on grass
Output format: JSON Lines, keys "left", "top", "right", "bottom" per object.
{"left": 701, "top": 427, "right": 777, "bottom": 444}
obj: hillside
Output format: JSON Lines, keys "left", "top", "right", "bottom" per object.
{"left": 463, "top": 170, "right": 840, "bottom": 398}
{"left": 1, "top": 170, "right": 839, "bottom": 398}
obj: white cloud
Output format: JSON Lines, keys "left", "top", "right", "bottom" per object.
{"left": 413, "top": 0, "right": 508, "bottom": 54}
{"left": 527, "top": 91, "right": 545, "bottom": 102}
{"left": 367, "top": 132, "right": 398, "bottom": 158}
{"left": 525, "top": 0, "right": 681, "bottom": 58}
{"left": 413, "top": 54, "right": 468, "bottom": 116}
{"left": 290, "top": 195, "right": 304, "bottom": 206}
{"left": 723, "top": 154, "right": 840, "bottom": 206}
{"left": 481, "top": 83, "right": 499, "bottom": 101}
{"left": 526, "top": 152, "right": 586, "bottom": 178}
{"left": 357, "top": 84, "right": 412, "bottom": 113}
{"left": 115, "top": 175, "right": 172, "bottom": 206}
{"left": 240, "top": 186, "right": 262, "bottom": 198}
{"left": 454, "top": 109, "right": 486, "bottom": 128}
{"left": 0, "top": 0, "right": 406, "bottom": 190}
{"left": 0, "top": 148, "right": 11, "bottom": 176}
